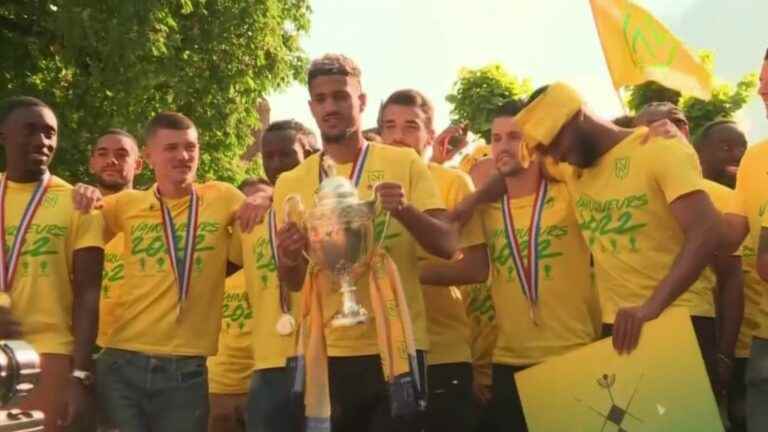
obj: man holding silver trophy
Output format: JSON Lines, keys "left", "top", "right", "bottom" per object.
{"left": 271, "top": 54, "right": 459, "bottom": 432}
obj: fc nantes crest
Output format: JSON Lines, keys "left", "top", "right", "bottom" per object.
{"left": 614, "top": 157, "right": 630, "bottom": 180}
{"left": 516, "top": 308, "right": 722, "bottom": 431}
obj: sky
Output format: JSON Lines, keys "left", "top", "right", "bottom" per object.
{"left": 268, "top": 0, "right": 767, "bottom": 144}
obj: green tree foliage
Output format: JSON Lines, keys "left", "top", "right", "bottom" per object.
{"left": 0, "top": 0, "right": 310, "bottom": 187}
{"left": 445, "top": 64, "right": 532, "bottom": 143}
{"left": 625, "top": 51, "right": 757, "bottom": 137}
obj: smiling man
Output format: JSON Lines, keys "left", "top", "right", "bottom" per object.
{"left": 0, "top": 96, "right": 104, "bottom": 431}
{"left": 94, "top": 112, "right": 246, "bottom": 432}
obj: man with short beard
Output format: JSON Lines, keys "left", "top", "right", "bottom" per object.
{"left": 94, "top": 112, "right": 246, "bottom": 431}
{"left": 511, "top": 83, "right": 722, "bottom": 358}
{"left": 88, "top": 129, "right": 143, "bottom": 347}
{"left": 273, "top": 54, "right": 458, "bottom": 432}
{"left": 421, "top": 101, "right": 601, "bottom": 431}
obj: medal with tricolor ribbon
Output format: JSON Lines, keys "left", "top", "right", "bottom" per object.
{"left": 318, "top": 141, "right": 370, "bottom": 187}
{"left": 500, "top": 179, "right": 548, "bottom": 325}
{"left": 269, "top": 208, "right": 296, "bottom": 336}
{"left": 0, "top": 173, "right": 52, "bottom": 294}
{"left": 155, "top": 186, "right": 200, "bottom": 319}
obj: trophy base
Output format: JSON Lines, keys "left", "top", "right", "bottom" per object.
{"left": 331, "top": 308, "right": 369, "bottom": 327}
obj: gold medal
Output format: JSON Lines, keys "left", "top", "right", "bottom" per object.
{"left": 276, "top": 313, "right": 296, "bottom": 336}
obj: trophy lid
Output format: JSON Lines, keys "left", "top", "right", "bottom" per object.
{"left": 315, "top": 176, "right": 361, "bottom": 208}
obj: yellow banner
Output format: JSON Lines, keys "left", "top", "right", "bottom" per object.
{"left": 589, "top": 0, "right": 713, "bottom": 100}
{"left": 516, "top": 308, "right": 723, "bottom": 431}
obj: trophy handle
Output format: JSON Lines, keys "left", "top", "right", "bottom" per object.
{"left": 282, "top": 194, "right": 312, "bottom": 263}
{"left": 369, "top": 182, "right": 391, "bottom": 252}
{"left": 283, "top": 194, "right": 306, "bottom": 226}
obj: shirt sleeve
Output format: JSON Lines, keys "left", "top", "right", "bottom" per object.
{"left": 648, "top": 138, "right": 705, "bottom": 204}
{"left": 72, "top": 210, "right": 105, "bottom": 251}
{"left": 221, "top": 183, "right": 246, "bottom": 227}
{"left": 409, "top": 156, "right": 445, "bottom": 212}
{"left": 727, "top": 149, "right": 754, "bottom": 217}
{"left": 100, "top": 193, "right": 121, "bottom": 237}
{"left": 450, "top": 171, "right": 485, "bottom": 249}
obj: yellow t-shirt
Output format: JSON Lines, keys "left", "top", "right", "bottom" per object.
{"left": 464, "top": 281, "right": 497, "bottom": 387}
{"left": 562, "top": 130, "right": 706, "bottom": 323}
{"left": 207, "top": 271, "right": 253, "bottom": 394}
{"left": 480, "top": 182, "right": 600, "bottom": 366}
{"left": 229, "top": 221, "right": 300, "bottom": 371}
{"left": 272, "top": 143, "right": 444, "bottom": 356}
{"left": 737, "top": 240, "right": 763, "bottom": 358}
{"left": 728, "top": 140, "right": 768, "bottom": 339}
{"left": 97, "top": 234, "right": 125, "bottom": 346}
{"left": 100, "top": 182, "right": 245, "bottom": 356}
{"left": 421, "top": 163, "right": 484, "bottom": 365}
{"left": 2, "top": 176, "right": 104, "bottom": 354}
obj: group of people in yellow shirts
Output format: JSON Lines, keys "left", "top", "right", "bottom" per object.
{"left": 0, "top": 49, "right": 767, "bottom": 432}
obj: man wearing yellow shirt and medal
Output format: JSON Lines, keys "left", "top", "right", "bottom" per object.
{"left": 92, "top": 112, "right": 247, "bottom": 431}
{"left": 273, "top": 54, "right": 458, "bottom": 432}
{"left": 421, "top": 101, "right": 602, "bottom": 431}
{"left": 510, "top": 83, "right": 722, "bottom": 353}
{"left": 727, "top": 48, "right": 768, "bottom": 432}
{"left": 221, "top": 120, "right": 317, "bottom": 432}
{"left": 377, "top": 89, "right": 483, "bottom": 432}
{"left": 0, "top": 97, "right": 104, "bottom": 431}
{"left": 88, "top": 129, "right": 143, "bottom": 348}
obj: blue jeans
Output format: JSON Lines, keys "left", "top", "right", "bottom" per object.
{"left": 747, "top": 337, "right": 768, "bottom": 431}
{"left": 246, "top": 367, "right": 301, "bottom": 432}
{"left": 96, "top": 348, "right": 209, "bottom": 432}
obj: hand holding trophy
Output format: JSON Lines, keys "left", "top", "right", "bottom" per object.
{"left": 282, "top": 160, "right": 384, "bottom": 328}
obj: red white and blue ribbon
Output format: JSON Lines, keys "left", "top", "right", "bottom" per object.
{"left": 0, "top": 173, "right": 51, "bottom": 292}
{"left": 269, "top": 207, "right": 296, "bottom": 335}
{"left": 319, "top": 142, "right": 370, "bottom": 187}
{"left": 500, "top": 179, "right": 548, "bottom": 324}
{"left": 155, "top": 186, "right": 200, "bottom": 316}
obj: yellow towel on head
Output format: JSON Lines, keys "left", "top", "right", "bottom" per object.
{"left": 515, "top": 82, "right": 584, "bottom": 167}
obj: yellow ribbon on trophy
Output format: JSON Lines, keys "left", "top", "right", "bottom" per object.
{"left": 515, "top": 82, "right": 585, "bottom": 168}
{"left": 297, "top": 250, "right": 417, "bottom": 432}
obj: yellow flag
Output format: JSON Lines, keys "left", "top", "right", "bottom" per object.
{"left": 589, "top": 0, "right": 713, "bottom": 100}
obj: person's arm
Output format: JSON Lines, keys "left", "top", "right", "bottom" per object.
{"left": 758, "top": 226, "right": 768, "bottom": 282}
{"left": 62, "top": 245, "right": 104, "bottom": 426}
{"left": 71, "top": 246, "right": 104, "bottom": 371}
{"left": 450, "top": 174, "right": 505, "bottom": 227}
{"left": 613, "top": 190, "right": 722, "bottom": 353}
{"left": 712, "top": 253, "right": 743, "bottom": 397}
{"left": 375, "top": 181, "right": 458, "bottom": 260}
{"left": 723, "top": 214, "right": 749, "bottom": 255}
{"left": 420, "top": 244, "right": 489, "bottom": 286}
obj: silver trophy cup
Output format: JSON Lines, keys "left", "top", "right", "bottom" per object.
{"left": 284, "top": 175, "right": 379, "bottom": 327}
